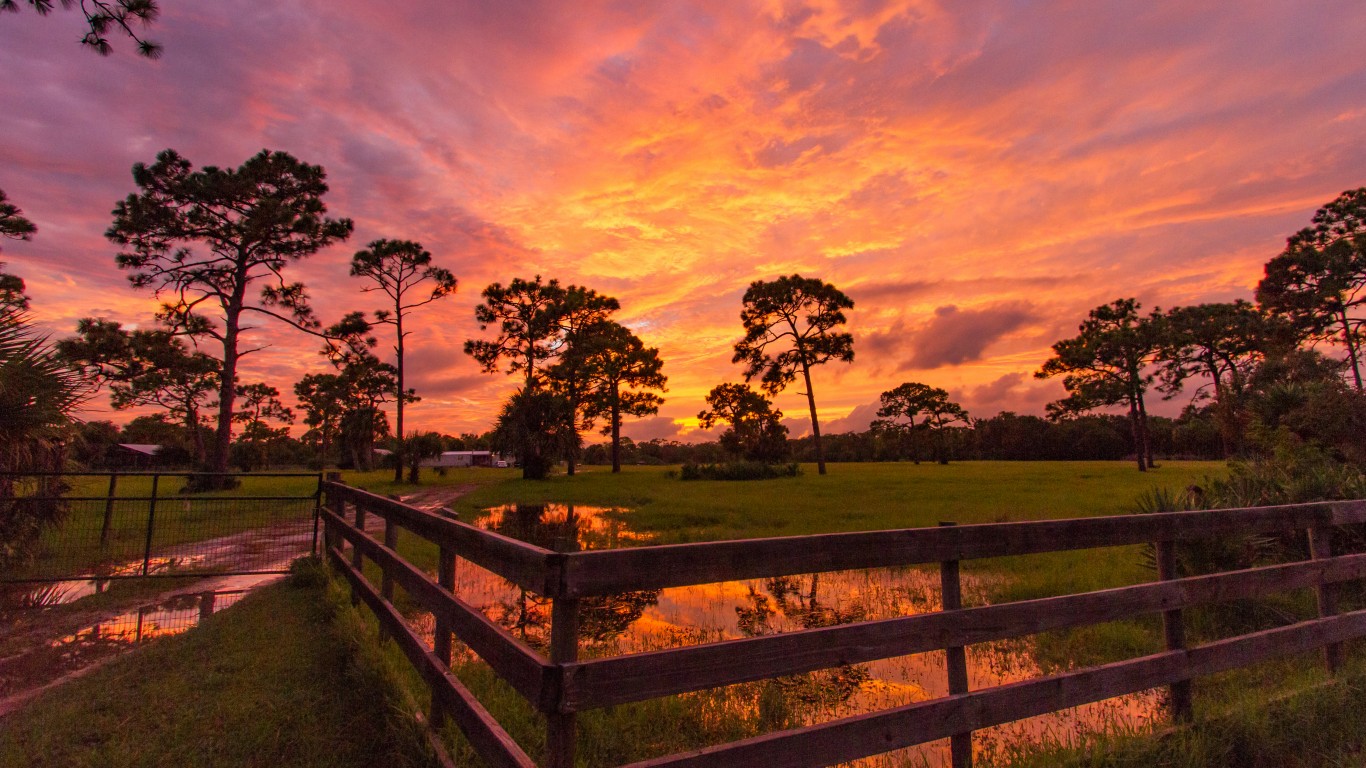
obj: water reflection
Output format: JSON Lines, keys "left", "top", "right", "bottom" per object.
{"left": 2, "top": 556, "right": 212, "bottom": 610}
{"left": 428, "top": 504, "right": 1160, "bottom": 766}
{"left": 0, "top": 585, "right": 254, "bottom": 708}
{"left": 471, "top": 505, "right": 660, "bottom": 651}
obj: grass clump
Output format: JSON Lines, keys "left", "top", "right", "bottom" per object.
{"left": 0, "top": 557, "right": 437, "bottom": 768}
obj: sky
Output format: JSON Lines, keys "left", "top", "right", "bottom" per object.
{"left": 2, "top": 1, "right": 1365, "bottom": 443}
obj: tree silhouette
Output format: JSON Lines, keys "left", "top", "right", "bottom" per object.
{"left": 319, "top": 313, "right": 395, "bottom": 471}
{"left": 3, "top": 0, "right": 162, "bottom": 58}
{"left": 107, "top": 148, "right": 352, "bottom": 479}
{"left": 574, "top": 321, "right": 667, "bottom": 473}
{"left": 0, "top": 264, "right": 29, "bottom": 313}
{"left": 349, "top": 238, "right": 457, "bottom": 482}
{"left": 0, "top": 189, "right": 36, "bottom": 245}
{"left": 1155, "top": 301, "right": 1286, "bottom": 457}
{"left": 545, "top": 286, "right": 620, "bottom": 475}
{"left": 733, "top": 275, "right": 854, "bottom": 475}
{"left": 1, "top": 191, "right": 37, "bottom": 312}
{"left": 492, "top": 388, "right": 578, "bottom": 480}
{"left": 698, "top": 383, "right": 789, "bottom": 462}
{"left": 58, "top": 318, "right": 219, "bottom": 464}
{"left": 294, "top": 372, "right": 346, "bottom": 469}
{"left": 1037, "top": 299, "right": 1160, "bottom": 471}
{"left": 231, "top": 382, "right": 293, "bottom": 471}
{"left": 464, "top": 276, "right": 567, "bottom": 389}
{"left": 873, "top": 382, "right": 970, "bottom": 464}
{"left": 403, "top": 430, "right": 444, "bottom": 484}
{"left": 1256, "top": 188, "right": 1366, "bottom": 392}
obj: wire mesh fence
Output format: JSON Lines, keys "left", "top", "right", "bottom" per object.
{"left": 0, "top": 471, "right": 322, "bottom": 583}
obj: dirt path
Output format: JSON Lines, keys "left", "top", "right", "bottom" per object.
{"left": 0, "top": 483, "right": 482, "bottom": 716}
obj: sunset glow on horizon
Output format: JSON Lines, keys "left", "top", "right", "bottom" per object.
{"left": 3, "top": 1, "right": 1365, "bottom": 442}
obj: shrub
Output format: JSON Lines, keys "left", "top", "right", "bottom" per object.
{"left": 678, "top": 461, "right": 801, "bottom": 481}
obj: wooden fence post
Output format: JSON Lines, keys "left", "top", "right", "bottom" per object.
{"left": 325, "top": 487, "right": 344, "bottom": 555}
{"left": 939, "top": 521, "right": 971, "bottom": 768}
{"left": 1155, "top": 539, "right": 1193, "bottom": 721}
{"left": 350, "top": 497, "right": 367, "bottom": 606}
{"left": 1308, "top": 526, "right": 1342, "bottom": 675}
{"left": 382, "top": 517, "right": 399, "bottom": 601}
{"left": 547, "top": 507, "right": 581, "bottom": 768}
{"left": 431, "top": 544, "right": 457, "bottom": 729}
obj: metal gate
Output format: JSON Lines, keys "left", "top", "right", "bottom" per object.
{"left": 0, "top": 471, "right": 323, "bottom": 585}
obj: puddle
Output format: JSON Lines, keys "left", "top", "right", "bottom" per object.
{"left": 0, "top": 567, "right": 290, "bottom": 715}
{"left": 403, "top": 504, "right": 1161, "bottom": 766}
{"left": 5, "top": 556, "right": 213, "bottom": 609}
{"left": 0, "top": 582, "right": 262, "bottom": 707}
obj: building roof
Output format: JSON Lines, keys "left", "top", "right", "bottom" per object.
{"left": 117, "top": 444, "right": 162, "bottom": 455}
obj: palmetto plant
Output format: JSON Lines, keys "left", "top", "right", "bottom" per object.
{"left": 0, "top": 306, "right": 88, "bottom": 569}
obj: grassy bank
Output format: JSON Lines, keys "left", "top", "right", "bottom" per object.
{"left": 1001, "top": 652, "right": 1366, "bottom": 767}
{"left": 0, "top": 559, "right": 437, "bottom": 768}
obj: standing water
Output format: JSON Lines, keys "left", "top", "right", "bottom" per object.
{"left": 420, "top": 504, "right": 1159, "bottom": 766}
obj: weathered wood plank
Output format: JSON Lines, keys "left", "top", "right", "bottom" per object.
{"left": 327, "top": 546, "right": 537, "bottom": 768}
{"left": 325, "top": 482, "right": 557, "bottom": 595}
{"left": 324, "top": 508, "right": 552, "bottom": 705}
{"left": 560, "top": 502, "right": 1352, "bottom": 596}
{"left": 622, "top": 609, "right": 1366, "bottom": 768}
{"left": 561, "top": 552, "right": 1366, "bottom": 711}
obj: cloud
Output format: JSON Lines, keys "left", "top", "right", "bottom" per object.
{"left": 823, "top": 400, "right": 884, "bottom": 434}
{"left": 907, "top": 303, "right": 1036, "bottom": 369}
{"left": 4, "top": 0, "right": 1364, "bottom": 439}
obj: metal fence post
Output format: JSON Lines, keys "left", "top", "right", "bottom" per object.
{"left": 140, "top": 473, "right": 160, "bottom": 576}
{"left": 99, "top": 472, "right": 119, "bottom": 547}
{"left": 1155, "top": 539, "right": 1193, "bottom": 721}
{"left": 310, "top": 472, "right": 330, "bottom": 555}
{"left": 939, "top": 521, "right": 971, "bottom": 768}
{"left": 1309, "top": 526, "right": 1342, "bottom": 675}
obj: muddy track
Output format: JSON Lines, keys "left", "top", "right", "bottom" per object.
{"left": 0, "top": 482, "right": 480, "bottom": 716}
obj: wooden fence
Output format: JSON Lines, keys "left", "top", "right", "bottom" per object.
{"left": 320, "top": 481, "right": 1366, "bottom": 768}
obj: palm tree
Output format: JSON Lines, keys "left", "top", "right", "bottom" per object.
{"left": 0, "top": 306, "right": 88, "bottom": 569}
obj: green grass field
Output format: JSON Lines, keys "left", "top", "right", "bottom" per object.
{"left": 16, "top": 459, "right": 1364, "bottom": 767}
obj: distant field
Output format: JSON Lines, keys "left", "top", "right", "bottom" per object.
{"left": 440, "top": 460, "right": 1226, "bottom": 540}
{"left": 351, "top": 460, "right": 1227, "bottom": 653}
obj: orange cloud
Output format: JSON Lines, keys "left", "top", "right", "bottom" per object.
{"left": 1, "top": 1, "right": 1364, "bottom": 437}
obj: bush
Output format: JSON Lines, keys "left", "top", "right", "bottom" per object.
{"left": 678, "top": 461, "right": 802, "bottom": 481}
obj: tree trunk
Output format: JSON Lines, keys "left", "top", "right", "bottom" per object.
{"left": 1341, "top": 310, "right": 1363, "bottom": 392}
{"left": 800, "top": 362, "right": 826, "bottom": 475}
{"left": 184, "top": 404, "right": 205, "bottom": 466}
{"left": 1127, "top": 397, "right": 1146, "bottom": 472}
{"left": 611, "top": 391, "right": 622, "bottom": 473}
{"left": 393, "top": 314, "right": 405, "bottom": 482}
{"left": 1137, "top": 390, "right": 1154, "bottom": 468}
{"left": 210, "top": 310, "right": 240, "bottom": 483}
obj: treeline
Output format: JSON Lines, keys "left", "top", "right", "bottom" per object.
{"left": 4, "top": 149, "right": 1366, "bottom": 486}
{"left": 578, "top": 409, "right": 1225, "bottom": 467}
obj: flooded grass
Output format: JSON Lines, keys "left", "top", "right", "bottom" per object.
{"left": 395, "top": 502, "right": 1165, "bottom": 766}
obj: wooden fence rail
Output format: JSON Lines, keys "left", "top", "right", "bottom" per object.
{"left": 320, "top": 481, "right": 1366, "bottom": 768}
